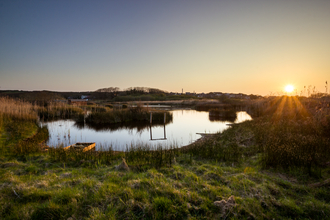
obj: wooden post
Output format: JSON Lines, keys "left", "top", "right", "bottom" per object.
{"left": 164, "top": 113, "right": 166, "bottom": 123}
{"left": 150, "top": 125, "right": 152, "bottom": 140}
{"left": 150, "top": 112, "right": 152, "bottom": 124}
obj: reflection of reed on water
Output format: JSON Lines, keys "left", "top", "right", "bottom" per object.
{"left": 74, "top": 120, "right": 172, "bottom": 133}
{"left": 208, "top": 109, "right": 237, "bottom": 122}
{"left": 209, "top": 115, "right": 236, "bottom": 123}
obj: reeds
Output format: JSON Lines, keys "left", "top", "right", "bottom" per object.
{"left": 124, "top": 143, "right": 179, "bottom": 169}
{"left": 37, "top": 102, "right": 83, "bottom": 120}
{"left": 82, "top": 106, "right": 173, "bottom": 124}
{"left": 0, "top": 97, "right": 38, "bottom": 121}
{"left": 48, "top": 144, "right": 122, "bottom": 165}
{"left": 252, "top": 96, "right": 330, "bottom": 174}
{"left": 184, "top": 131, "right": 250, "bottom": 164}
{"left": 48, "top": 142, "right": 179, "bottom": 169}
{"left": 80, "top": 105, "right": 109, "bottom": 113}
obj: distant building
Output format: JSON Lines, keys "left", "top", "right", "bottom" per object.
{"left": 81, "top": 95, "right": 89, "bottom": 100}
{"left": 68, "top": 99, "right": 87, "bottom": 106}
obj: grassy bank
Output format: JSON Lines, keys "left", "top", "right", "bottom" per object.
{"left": 1, "top": 131, "right": 330, "bottom": 219}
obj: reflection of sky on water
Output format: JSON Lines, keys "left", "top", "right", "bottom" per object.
{"left": 41, "top": 110, "right": 252, "bottom": 151}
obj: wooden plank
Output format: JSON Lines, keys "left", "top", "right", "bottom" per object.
{"left": 83, "top": 143, "right": 95, "bottom": 152}
{"left": 63, "top": 144, "right": 72, "bottom": 150}
{"left": 63, "top": 142, "right": 95, "bottom": 152}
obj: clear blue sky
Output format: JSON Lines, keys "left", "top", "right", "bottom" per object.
{"left": 1, "top": 0, "right": 329, "bottom": 95}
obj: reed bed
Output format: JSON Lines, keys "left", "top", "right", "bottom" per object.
{"left": 0, "top": 97, "right": 37, "bottom": 121}
{"left": 195, "top": 103, "right": 230, "bottom": 111}
{"left": 37, "top": 102, "right": 83, "bottom": 120}
{"left": 81, "top": 106, "right": 173, "bottom": 124}
{"left": 251, "top": 96, "right": 330, "bottom": 174}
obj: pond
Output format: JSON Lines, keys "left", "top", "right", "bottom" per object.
{"left": 41, "top": 110, "right": 252, "bottom": 151}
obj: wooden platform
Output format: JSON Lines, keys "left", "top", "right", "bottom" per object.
{"left": 63, "top": 142, "right": 95, "bottom": 152}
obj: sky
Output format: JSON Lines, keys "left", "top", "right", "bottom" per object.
{"left": 0, "top": 0, "right": 329, "bottom": 95}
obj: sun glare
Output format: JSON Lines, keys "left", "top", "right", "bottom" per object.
{"left": 285, "top": 84, "right": 294, "bottom": 93}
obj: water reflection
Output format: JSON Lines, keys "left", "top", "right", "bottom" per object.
{"left": 209, "top": 114, "right": 236, "bottom": 122}
{"left": 42, "top": 110, "right": 252, "bottom": 151}
{"left": 74, "top": 120, "right": 171, "bottom": 133}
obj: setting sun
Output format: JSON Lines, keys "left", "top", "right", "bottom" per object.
{"left": 285, "top": 85, "right": 294, "bottom": 93}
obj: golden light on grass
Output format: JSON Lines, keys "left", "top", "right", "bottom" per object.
{"left": 285, "top": 84, "right": 294, "bottom": 93}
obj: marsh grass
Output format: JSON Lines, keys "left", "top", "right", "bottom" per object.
{"left": 82, "top": 106, "right": 173, "bottom": 124}
{"left": 37, "top": 102, "right": 84, "bottom": 120}
{"left": 186, "top": 120, "right": 257, "bottom": 165}
{"left": 81, "top": 105, "right": 109, "bottom": 113}
{"left": 0, "top": 97, "right": 37, "bottom": 121}
{"left": 125, "top": 143, "right": 179, "bottom": 169}
{"left": 12, "top": 126, "right": 49, "bottom": 156}
{"left": 47, "top": 142, "right": 180, "bottom": 170}
{"left": 48, "top": 144, "right": 122, "bottom": 166}
{"left": 251, "top": 96, "right": 330, "bottom": 174}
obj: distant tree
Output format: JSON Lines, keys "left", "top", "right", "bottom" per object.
{"left": 249, "top": 94, "right": 259, "bottom": 100}
{"left": 95, "top": 87, "right": 120, "bottom": 93}
{"left": 124, "top": 87, "right": 166, "bottom": 95}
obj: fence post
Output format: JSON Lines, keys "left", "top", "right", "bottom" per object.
{"left": 150, "top": 112, "right": 153, "bottom": 123}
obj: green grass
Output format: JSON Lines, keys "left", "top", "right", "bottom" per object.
{"left": 1, "top": 117, "right": 39, "bottom": 148}
{"left": 1, "top": 151, "right": 329, "bottom": 219}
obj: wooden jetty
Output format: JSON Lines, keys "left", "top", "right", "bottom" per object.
{"left": 63, "top": 142, "right": 96, "bottom": 152}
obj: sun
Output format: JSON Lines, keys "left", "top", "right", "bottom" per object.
{"left": 285, "top": 84, "right": 294, "bottom": 93}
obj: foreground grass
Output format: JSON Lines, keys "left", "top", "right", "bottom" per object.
{"left": 1, "top": 152, "right": 330, "bottom": 220}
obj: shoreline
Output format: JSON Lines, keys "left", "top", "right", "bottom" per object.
{"left": 180, "top": 133, "right": 218, "bottom": 151}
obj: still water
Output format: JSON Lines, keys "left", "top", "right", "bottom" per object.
{"left": 41, "top": 110, "right": 252, "bottom": 151}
